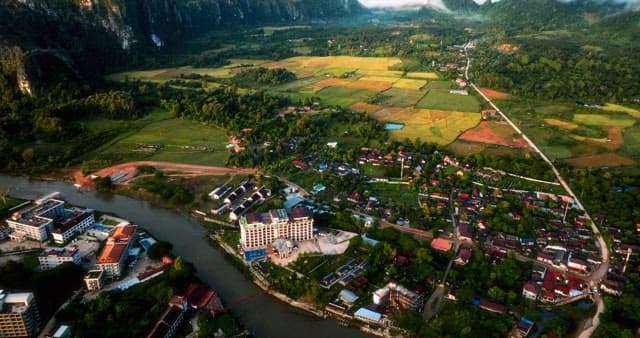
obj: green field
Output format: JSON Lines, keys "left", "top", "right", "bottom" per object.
{"left": 416, "top": 90, "right": 481, "bottom": 112}
{"left": 100, "top": 116, "right": 230, "bottom": 166}
{"left": 573, "top": 114, "right": 636, "bottom": 127}
{"left": 622, "top": 125, "right": 640, "bottom": 156}
{"left": 380, "top": 88, "right": 426, "bottom": 107}
{"left": 316, "top": 87, "right": 378, "bottom": 107}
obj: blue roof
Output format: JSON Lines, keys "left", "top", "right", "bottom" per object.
{"left": 354, "top": 308, "right": 382, "bottom": 322}
{"left": 361, "top": 235, "right": 380, "bottom": 246}
{"left": 284, "top": 196, "right": 305, "bottom": 209}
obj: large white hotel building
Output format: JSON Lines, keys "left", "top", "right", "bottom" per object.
{"left": 239, "top": 208, "right": 314, "bottom": 250}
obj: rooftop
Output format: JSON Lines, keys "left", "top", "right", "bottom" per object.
{"left": 41, "top": 246, "right": 79, "bottom": 258}
{"left": 97, "top": 242, "right": 128, "bottom": 264}
{"left": 53, "top": 209, "right": 93, "bottom": 234}
{"left": 241, "top": 207, "right": 312, "bottom": 228}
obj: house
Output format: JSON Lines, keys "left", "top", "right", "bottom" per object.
{"left": 555, "top": 285, "right": 570, "bottom": 298}
{"left": 311, "top": 183, "right": 326, "bottom": 194}
{"left": 292, "top": 160, "right": 306, "bottom": 169}
{"left": 455, "top": 247, "right": 472, "bottom": 266}
{"left": 474, "top": 298, "right": 507, "bottom": 314}
{"left": 481, "top": 109, "right": 499, "bottom": 120}
{"left": 431, "top": 238, "right": 453, "bottom": 252}
{"left": 522, "top": 282, "right": 539, "bottom": 301}
{"left": 536, "top": 252, "right": 554, "bottom": 265}
{"left": 541, "top": 290, "right": 556, "bottom": 303}
{"left": 568, "top": 257, "right": 589, "bottom": 273}
{"left": 459, "top": 222, "right": 473, "bottom": 241}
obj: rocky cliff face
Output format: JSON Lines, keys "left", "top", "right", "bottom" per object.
{"left": 0, "top": 0, "right": 362, "bottom": 93}
{"left": 8, "top": 0, "right": 362, "bottom": 50}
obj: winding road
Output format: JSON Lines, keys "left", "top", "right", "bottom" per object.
{"left": 463, "top": 41, "right": 609, "bottom": 338}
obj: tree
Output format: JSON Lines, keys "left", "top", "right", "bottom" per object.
{"left": 147, "top": 241, "right": 173, "bottom": 260}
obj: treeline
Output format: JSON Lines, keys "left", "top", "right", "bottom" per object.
{"left": 233, "top": 67, "right": 296, "bottom": 86}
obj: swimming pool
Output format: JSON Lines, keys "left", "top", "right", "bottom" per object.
{"left": 384, "top": 122, "right": 405, "bottom": 130}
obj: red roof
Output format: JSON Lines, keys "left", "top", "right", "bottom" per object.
{"left": 431, "top": 238, "right": 452, "bottom": 252}
{"left": 543, "top": 270, "right": 556, "bottom": 291}
{"left": 555, "top": 285, "right": 570, "bottom": 296}
{"left": 185, "top": 283, "right": 215, "bottom": 310}
{"left": 97, "top": 243, "right": 127, "bottom": 264}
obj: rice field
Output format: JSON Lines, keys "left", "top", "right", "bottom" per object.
{"left": 406, "top": 72, "right": 439, "bottom": 79}
{"left": 392, "top": 78, "right": 427, "bottom": 90}
{"left": 544, "top": 118, "right": 579, "bottom": 130}
{"left": 573, "top": 114, "right": 636, "bottom": 127}
{"left": 416, "top": 90, "right": 481, "bottom": 112}
{"left": 379, "top": 88, "right": 426, "bottom": 107}
{"left": 601, "top": 103, "right": 640, "bottom": 118}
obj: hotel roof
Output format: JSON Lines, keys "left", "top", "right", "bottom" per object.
{"left": 98, "top": 224, "right": 137, "bottom": 264}
{"left": 53, "top": 210, "right": 93, "bottom": 234}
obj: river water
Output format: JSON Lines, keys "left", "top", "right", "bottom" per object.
{"left": 0, "top": 176, "right": 369, "bottom": 338}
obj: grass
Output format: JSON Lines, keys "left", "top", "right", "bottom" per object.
{"left": 416, "top": 91, "right": 481, "bottom": 112}
{"left": 101, "top": 116, "right": 230, "bottom": 166}
{"left": 540, "top": 145, "right": 575, "bottom": 160}
{"left": 0, "top": 197, "right": 26, "bottom": 218}
{"left": 316, "top": 87, "right": 378, "bottom": 107}
{"left": 379, "top": 88, "right": 426, "bottom": 107}
{"left": 573, "top": 114, "right": 636, "bottom": 127}
{"left": 601, "top": 103, "right": 640, "bottom": 118}
{"left": 544, "top": 118, "right": 579, "bottom": 130}
{"left": 622, "top": 125, "right": 640, "bottom": 156}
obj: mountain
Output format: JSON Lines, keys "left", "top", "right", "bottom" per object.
{"left": 480, "top": 0, "right": 626, "bottom": 32}
{"left": 0, "top": 0, "right": 363, "bottom": 93}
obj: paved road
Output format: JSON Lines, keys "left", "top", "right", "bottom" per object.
{"left": 464, "top": 42, "right": 609, "bottom": 338}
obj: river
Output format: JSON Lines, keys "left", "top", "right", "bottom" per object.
{"left": 0, "top": 175, "right": 370, "bottom": 338}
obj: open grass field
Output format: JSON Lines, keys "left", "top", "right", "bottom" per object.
{"left": 101, "top": 116, "right": 230, "bottom": 166}
{"left": 380, "top": 88, "right": 426, "bottom": 107}
{"left": 540, "top": 146, "right": 575, "bottom": 159}
{"left": 447, "top": 141, "right": 487, "bottom": 155}
{"left": 416, "top": 90, "right": 481, "bottom": 112}
{"left": 601, "top": 103, "right": 640, "bottom": 118}
{"left": 459, "top": 121, "right": 527, "bottom": 148}
{"left": 307, "top": 78, "right": 392, "bottom": 93}
{"left": 565, "top": 153, "right": 636, "bottom": 168}
{"left": 622, "top": 125, "right": 640, "bottom": 155}
{"left": 316, "top": 87, "right": 378, "bottom": 107}
{"left": 573, "top": 114, "right": 636, "bottom": 127}
{"left": 544, "top": 118, "right": 579, "bottom": 130}
{"left": 288, "top": 56, "right": 402, "bottom": 71}
{"left": 392, "top": 78, "right": 427, "bottom": 90}
{"left": 260, "top": 25, "right": 310, "bottom": 35}
{"left": 371, "top": 108, "right": 480, "bottom": 144}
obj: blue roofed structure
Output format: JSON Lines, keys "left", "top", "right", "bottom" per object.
{"left": 354, "top": 308, "right": 382, "bottom": 323}
{"left": 243, "top": 248, "right": 267, "bottom": 262}
{"left": 284, "top": 196, "right": 305, "bottom": 209}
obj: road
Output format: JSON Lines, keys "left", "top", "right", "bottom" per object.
{"left": 463, "top": 42, "right": 609, "bottom": 338}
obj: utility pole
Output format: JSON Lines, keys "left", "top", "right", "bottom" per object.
{"left": 400, "top": 157, "right": 404, "bottom": 179}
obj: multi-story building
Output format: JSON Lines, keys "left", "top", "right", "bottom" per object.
{"left": 0, "top": 290, "right": 41, "bottom": 337}
{"left": 96, "top": 224, "right": 138, "bottom": 278}
{"left": 4, "top": 195, "right": 94, "bottom": 243}
{"left": 147, "top": 296, "right": 188, "bottom": 338}
{"left": 239, "top": 208, "right": 313, "bottom": 250}
{"left": 373, "top": 282, "right": 424, "bottom": 312}
{"left": 84, "top": 270, "right": 105, "bottom": 291}
{"left": 38, "top": 246, "right": 81, "bottom": 270}
{"left": 5, "top": 198, "right": 65, "bottom": 241}
{"left": 0, "top": 226, "right": 12, "bottom": 241}
{"left": 51, "top": 208, "right": 94, "bottom": 244}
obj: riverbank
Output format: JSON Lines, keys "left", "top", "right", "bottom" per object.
{"left": 1, "top": 175, "right": 373, "bottom": 338}
{"left": 209, "top": 234, "right": 391, "bottom": 338}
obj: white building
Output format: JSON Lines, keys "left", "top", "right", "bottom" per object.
{"left": 51, "top": 208, "right": 94, "bottom": 244}
{"left": 84, "top": 270, "right": 105, "bottom": 291}
{"left": 96, "top": 224, "right": 138, "bottom": 278}
{"left": 5, "top": 198, "right": 65, "bottom": 241}
{"left": 38, "top": 246, "right": 81, "bottom": 270}
{"left": 239, "top": 208, "right": 313, "bottom": 250}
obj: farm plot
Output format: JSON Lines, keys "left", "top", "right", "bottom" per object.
{"left": 371, "top": 108, "right": 480, "bottom": 144}
{"left": 573, "top": 114, "right": 636, "bottom": 127}
{"left": 459, "top": 121, "right": 527, "bottom": 148}
{"left": 392, "top": 78, "right": 427, "bottom": 90}
{"left": 565, "top": 153, "right": 636, "bottom": 168}
{"left": 379, "top": 88, "right": 426, "bottom": 107}
{"left": 479, "top": 88, "right": 510, "bottom": 99}
{"left": 544, "top": 118, "right": 579, "bottom": 130}
{"left": 405, "top": 72, "right": 439, "bottom": 79}
{"left": 316, "top": 87, "right": 379, "bottom": 107}
{"left": 350, "top": 102, "right": 384, "bottom": 114}
{"left": 307, "top": 78, "right": 392, "bottom": 93}
{"left": 416, "top": 90, "right": 480, "bottom": 112}
{"left": 601, "top": 103, "right": 640, "bottom": 118}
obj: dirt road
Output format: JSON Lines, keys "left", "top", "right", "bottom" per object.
{"left": 73, "top": 161, "right": 260, "bottom": 190}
